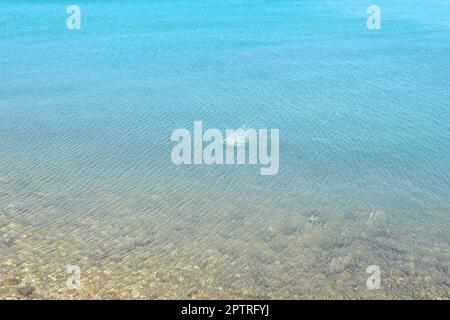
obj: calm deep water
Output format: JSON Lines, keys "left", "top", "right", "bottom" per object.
{"left": 0, "top": 0, "right": 449, "bottom": 299}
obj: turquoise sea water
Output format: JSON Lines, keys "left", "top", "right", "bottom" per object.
{"left": 0, "top": 1, "right": 449, "bottom": 299}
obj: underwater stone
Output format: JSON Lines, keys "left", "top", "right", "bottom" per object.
{"left": 186, "top": 287, "right": 199, "bottom": 298}
{"left": 326, "top": 257, "right": 353, "bottom": 276}
{"left": 0, "top": 234, "right": 16, "bottom": 247}
{"left": 280, "top": 224, "right": 298, "bottom": 236}
{"left": 269, "top": 242, "right": 288, "bottom": 253}
{"left": 1, "top": 277, "right": 20, "bottom": 286}
{"left": 133, "top": 238, "right": 153, "bottom": 247}
{"left": 18, "top": 282, "right": 35, "bottom": 297}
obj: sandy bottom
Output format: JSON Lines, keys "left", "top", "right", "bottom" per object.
{"left": 1, "top": 195, "right": 448, "bottom": 299}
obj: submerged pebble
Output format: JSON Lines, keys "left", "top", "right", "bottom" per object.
{"left": 1, "top": 277, "right": 21, "bottom": 286}
{"left": 1, "top": 236, "right": 16, "bottom": 248}
{"left": 325, "top": 256, "right": 353, "bottom": 276}
{"left": 18, "top": 282, "right": 35, "bottom": 297}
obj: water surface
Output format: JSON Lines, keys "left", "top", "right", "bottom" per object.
{"left": 0, "top": 0, "right": 449, "bottom": 299}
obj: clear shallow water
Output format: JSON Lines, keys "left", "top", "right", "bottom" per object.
{"left": 0, "top": 0, "right": 449, "bottom": 299}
